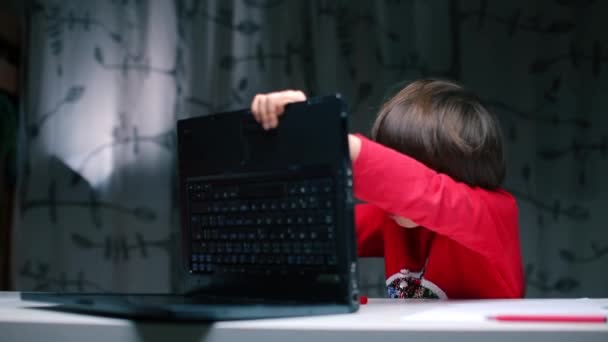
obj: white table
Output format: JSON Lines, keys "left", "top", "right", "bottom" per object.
{"left": 1, "top": 292, "right": 607, "bottom": 342}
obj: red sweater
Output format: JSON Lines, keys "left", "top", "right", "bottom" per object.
{"left": 353, "top": 135, "right": 524, "bottom": 299}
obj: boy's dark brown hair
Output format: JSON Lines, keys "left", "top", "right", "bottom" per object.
{"left": 371, "top": 79, "right": 505, "bottom": 190}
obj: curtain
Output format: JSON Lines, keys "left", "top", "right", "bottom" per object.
{"left": 12, "top": 0, "right": 608, "bottom": 298}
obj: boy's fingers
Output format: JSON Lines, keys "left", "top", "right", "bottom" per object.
{"left": 283, "top": 90, "right": 307, "bottom": 102}
{"left": 262, "top": 95, "right": 272, "bottom": 129}
{"left": 259, "top": 95, "right": 271, "bottom": 129}
{"left": 281, "top": 91, "right": 307, "bottom": 111}
{"left": 251, "top": 95, "right": 259, "bottom": 122}
{"left": 271, "top": 91, "right": 307, "bottom": 128}
{"left": 275, "top": 91, "right": 306, "bottom": 116}
{"left": 294, "top": 90, "right": 307, "bottom": 101}
{"left": 268, "top": 93, "right": 283, "bottom": 128}
{"left": 255, "top": 95, "right": 263, "bottom": 125}
{"left": 250, "top": 90, "right": 307, "bottom": 129}
{"left": 253, "top": 94, "right": 265, "bottom": 123}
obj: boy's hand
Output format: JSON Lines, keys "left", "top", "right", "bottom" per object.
{"left": 250, "top": 90, "right": 307, "bottom": 130}
{"left": 250, "top": 90, "right": 361, "bottom": 163}
{"left": 348, "top": 134, "right": 361, "bottom": 162}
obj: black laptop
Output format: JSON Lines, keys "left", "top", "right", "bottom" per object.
{"left": 22, "top": 94, "right": 360, "bottom": 320}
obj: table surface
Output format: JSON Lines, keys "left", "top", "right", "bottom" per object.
{"left": 1, "top": 292, "right": 607, "bottom": 342}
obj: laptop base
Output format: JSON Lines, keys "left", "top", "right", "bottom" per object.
{"left": 21, "top": 292, "right": 355, "bottom": 321}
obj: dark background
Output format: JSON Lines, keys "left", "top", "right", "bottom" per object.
{"left": 1, "top": 0, "right": 607, "bottom": 298}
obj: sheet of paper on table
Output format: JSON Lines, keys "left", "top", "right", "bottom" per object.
{"left": 400, "top": 298, "right": 608, "bottom": 323}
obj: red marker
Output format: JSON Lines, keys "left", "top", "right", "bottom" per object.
{"left": 489, "top": 314, "right": 607, "bottom": 323}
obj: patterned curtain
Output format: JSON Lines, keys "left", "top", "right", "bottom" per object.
{"left": 11, "top": 0, "right": 608, "bottom": 298}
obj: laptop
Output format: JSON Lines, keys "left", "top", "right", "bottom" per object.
{"left": 22, "top": 94, "right": 360, "bottom": 320}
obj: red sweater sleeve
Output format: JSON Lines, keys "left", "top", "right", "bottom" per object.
{"left": 352, "top": 135, "right": 516, "bottom": 262}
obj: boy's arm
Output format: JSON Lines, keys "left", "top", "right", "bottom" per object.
{"left": 351, "top": 134, "right": 516, "bottom": 261}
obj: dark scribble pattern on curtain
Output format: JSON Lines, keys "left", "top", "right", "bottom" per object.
{"left": 11, "top": 0, "right": 608, "bottom": 298}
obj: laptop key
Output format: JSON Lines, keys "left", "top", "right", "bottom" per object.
{"left": 188, "top": 177, "right": 342, "bottom": 275}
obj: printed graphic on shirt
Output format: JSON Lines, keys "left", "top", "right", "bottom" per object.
{"left": 386, "top": 270, "right": 447, "bottom": 299}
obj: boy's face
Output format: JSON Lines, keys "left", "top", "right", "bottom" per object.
{"left": 392, "top": 215, "right": 419, "bottom": 228}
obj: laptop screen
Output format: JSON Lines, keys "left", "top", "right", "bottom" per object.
{"left": 177, "top": 95, "right": 358, "bottom": 303}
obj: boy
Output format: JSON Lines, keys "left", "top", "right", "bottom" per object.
{"left": 251, "top": 79, "right": 524, "bottom": 299}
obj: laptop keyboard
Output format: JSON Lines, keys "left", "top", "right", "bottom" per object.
{"left": 187, "top": 176, "right": 338, "bottom": 275}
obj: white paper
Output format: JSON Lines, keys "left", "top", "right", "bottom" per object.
{"left": 401, "top": 298, "right": 608, "bottom": 323}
